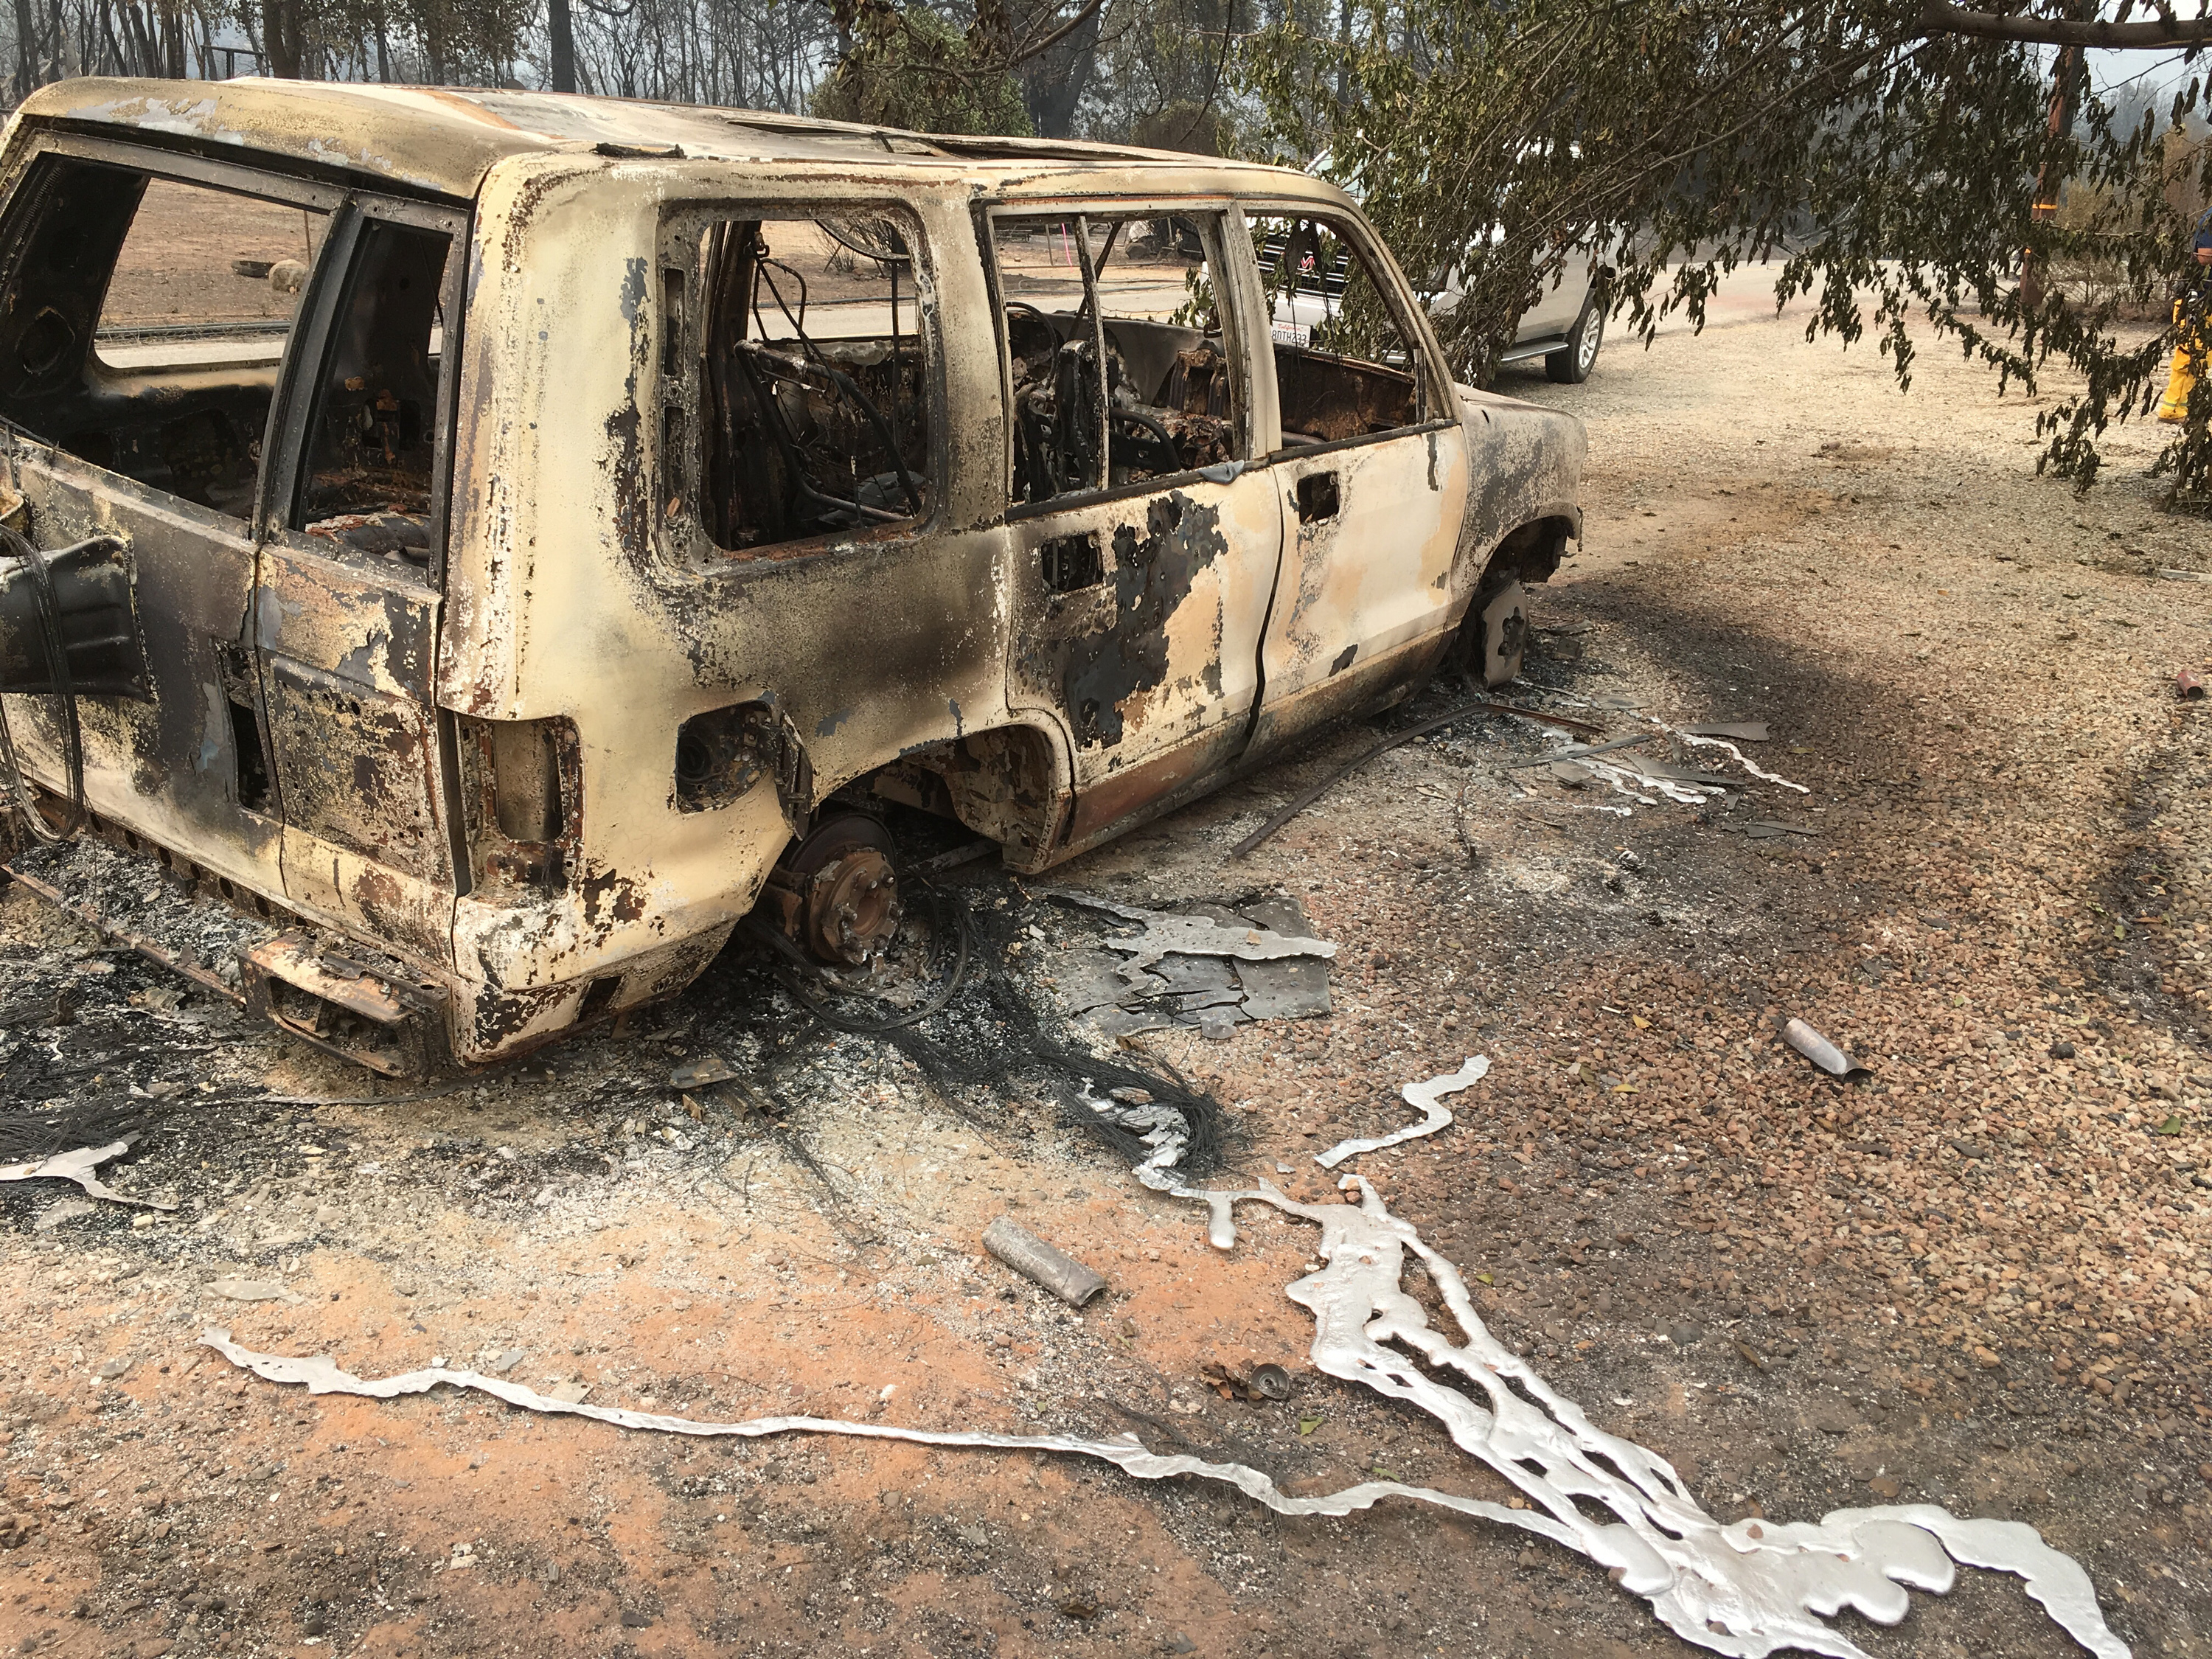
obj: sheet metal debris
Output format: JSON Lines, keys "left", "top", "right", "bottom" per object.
{"left": 208, "top": 1277, "right": 297, "bottom": 1303}
{"left": 0, "top": 1135, "right": 175, "bottom": 1211}
{"left": 1045, "top": 890, "right": 1339, "bottom": 975}
{"left": 983, "top": 1217, "right": 1108, "bottom": 1307}
{"left": 1681, "top": 722, "right": 1771, "bottom": 742}
{"left": 1315, "top": 1055, "right": 1490, "bottom": 1169}
{"left": 670, "top": 1054, "right": 740, "bottom": 1088}
{"left": 1782, "top": 1018, "right": 1872, "bottom": 1080}
{"left": 1510, "top": 731, "right": 1655, "bottom": 769}
{"left": 204, "top": 1171, "right": 2129, "bottom": 1659}
{"left": 1048, "top": 891, "right": 1335, "bottom": 1034}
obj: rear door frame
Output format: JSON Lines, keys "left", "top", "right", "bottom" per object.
{"left": 251, "top": 189, "right": 473, "bottom": 969}
{"left": 0, "top": 132, "right": 344, "bottom": 900}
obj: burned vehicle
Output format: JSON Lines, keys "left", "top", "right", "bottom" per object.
{"left": 0, "top": 78, "right": 1583, "bottom": 1078}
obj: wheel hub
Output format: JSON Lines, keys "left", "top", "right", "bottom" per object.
{"left": 778, "top": 812, "right": 902, "bottom": 966}
{"left": 805, "top": 844, "right": 900, "bottom": 964}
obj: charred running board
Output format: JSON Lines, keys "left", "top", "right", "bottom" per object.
{"left": 6, "top": 860, "right": 249, "bottom": 1006}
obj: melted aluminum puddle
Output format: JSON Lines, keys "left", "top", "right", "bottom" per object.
{"left": 202, "top": 1165, "right": 2126, "bottom": 1658}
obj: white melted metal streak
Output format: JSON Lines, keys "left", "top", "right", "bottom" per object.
{"left": 203, "top": 1155, "right": 2126, "bottom": 1659}
{"left": 1163, "top": 1178, "right": 2126, "bottom": 1659}
{"left": 1314, "top": 1054, "right": 1488, "bottom": 1170}
{"left": 1674, "top": 731, "right": 1812, "bottom": 794}
{"left": 0, "top": 1138, "right": 175, "bottom": 1211}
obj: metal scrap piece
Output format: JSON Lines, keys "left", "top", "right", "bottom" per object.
{"left": 0, "top": 1137, "right": 176, "bottom": 1211}
{"left": 1200, "top": 1359, "right": 1293, "bottom": 1402}
{"left": 1681, "top": 722, "right": 1771, "bottom": 742}
{"left": 670, "top": 1054, "right": 740, "bottom": 1088}
{"left": 1042, "top": 889, "right": 1338, "bottom": 976}
{"left": 983, "top": 1217, "right": 1108, "bottom": 1307}
{"left": 1150, "top": 955, "right": 1241, "bottom": 997}
{"left": 1231, "top": 955, "right": 1332, "bottom": 1020}
{"left": 1086, "top": 1006, "right": 1180, "bottom": 1040}
{"left": 209, "top": 1277, "right": 296, "bottom": 1303}
{"left": 1054, "top": 949, "right": 1166, "bottom": 1013}
{"left": 1783, "top": 1017, "right": 1872, "bottom": 1079}
{"left": 1509, "top": 732, "right": 1655, "bottom": 768}
{"left": 1315, "top": 1055, "right": 1490, "bottom": 1169}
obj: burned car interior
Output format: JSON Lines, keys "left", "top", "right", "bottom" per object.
{"left": 695, "top": 214, "right": 931, "bottom": 554}
{"left": 994, "top": 212, "right": 1241, "bottom": 504}
{"left": 295, "top": 218, "right": 451, "bottom": 563}
{"left": 0, "top": 159, "right": 327, "bottom": 520}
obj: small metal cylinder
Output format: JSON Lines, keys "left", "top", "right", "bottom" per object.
{"left": 983, "top": 1217, "right": 1107, "bottom": 1307}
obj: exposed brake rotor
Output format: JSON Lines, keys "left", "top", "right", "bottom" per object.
{"left": 767, "top": 811, "right": 901, "bottom": 967}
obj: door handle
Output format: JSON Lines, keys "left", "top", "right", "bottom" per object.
{"left": 1294, "top": 472, "right": 1340, "bottom": 524}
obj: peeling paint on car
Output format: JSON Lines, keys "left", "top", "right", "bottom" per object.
{"left": 0, "top": 77, "right": 1584, "bottom": 1076}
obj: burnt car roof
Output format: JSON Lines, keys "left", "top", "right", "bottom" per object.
{"left": 16, "top": 77, "right": 1309, "bottom": 202}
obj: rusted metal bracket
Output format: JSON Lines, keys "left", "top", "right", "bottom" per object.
{"left": 242, "top": 931, "right": 448, "bottom": 1080}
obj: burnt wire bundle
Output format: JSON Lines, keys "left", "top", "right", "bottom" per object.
{"left": 0, "top": 1099, "right": 144, "bottom": 1164}
{"left": 760, "top": 881, "right": 1230, "bottom": 1180}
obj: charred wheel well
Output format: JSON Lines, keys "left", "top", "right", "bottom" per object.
{"left": 846, "top": 725, "right": 1066, "bottom": 872}
{"left": 1481, "top": 515, "right": 1575, "bottom": 595}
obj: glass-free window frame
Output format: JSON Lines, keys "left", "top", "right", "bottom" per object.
{"left": 978, "top": 198, "right": 1252, "bottom": 517}
{"left": 259, "top": 192, "right": 468, "bottom": 589}
{"left": 1240, "top": 201, "right": 1450, "bottom": 453}
{"left": 655, "top": 201, "right": 943, "bottom": 571}
{"left": 0, "top": 135, "right": 348, "bottom": 533}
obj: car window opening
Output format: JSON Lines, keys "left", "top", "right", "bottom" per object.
{"left": 296, "top": 218, "right": 451, "bottom": 563}
{"left": 0, "top": 159, "right": 331, "bottom": 523}
{"left": 994, "top": 211, "right": 1240, "bottom": 507}
{"left": 697, "top": 214, "right": 931, "bottom": 556}
{"left": 1255, "top": 213, "right": 1422, "bottom": 445}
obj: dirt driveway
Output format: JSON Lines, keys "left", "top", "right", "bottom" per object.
{"left": 3, "top": 291, "right": 2209, "bottom": 1659}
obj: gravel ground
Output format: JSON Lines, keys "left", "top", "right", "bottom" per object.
{"left": 1, "top": 294, "right": 2209, "bottom": 1659}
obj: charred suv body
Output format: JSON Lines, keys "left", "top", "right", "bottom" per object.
{"left": 0, "top": 78, "right": 1583, "bottom": 1077}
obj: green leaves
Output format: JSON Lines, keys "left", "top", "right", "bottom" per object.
{"left": 1236, "top": 0, "right": 2212, "bottom": 492}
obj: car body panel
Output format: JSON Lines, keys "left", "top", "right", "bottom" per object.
{"left": 0, "top": 79, "right": 1585, "bottom": 1073}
